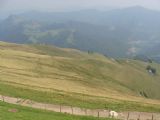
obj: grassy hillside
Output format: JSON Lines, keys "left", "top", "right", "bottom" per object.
{"left": 0, "top": 101, "right": 113, "bottom": 120}
{"left": 0, "top": 41, "right": 160, "bottom": 112}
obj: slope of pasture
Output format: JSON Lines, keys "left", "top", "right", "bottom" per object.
{"left": 0, "top": 41, "right": 160, "bottom": 111}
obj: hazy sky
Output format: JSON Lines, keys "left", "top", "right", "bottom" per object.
{"left": 1, "top": 0, "right": 160, "bottom": 15}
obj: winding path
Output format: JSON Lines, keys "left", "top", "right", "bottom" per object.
{"left": 0, "top": 95, "right": 160, "bottom": 120}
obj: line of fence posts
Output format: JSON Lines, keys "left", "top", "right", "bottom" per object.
{"left": 126, "top": 112, "right": 155, "bottom": 120}
{"left": 0, "top": 95, "right": 102, "bottom": 116}
{"left": 0, "top": 95, "right": 158, "bottom": 120}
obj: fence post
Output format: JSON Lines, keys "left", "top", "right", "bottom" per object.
{"left": 30, "top": 100, "right": 32, "bottom": 108}
{"left": 108, "top": 110, "right": 110, "bottom": 117}
{"left": 45, "top": 104, "right": 46, "bottom": 111}
{"left": 138, "top": 113, "right": 140, "bottom": 120}
{"left": 71, "top": 106, "right": 73, "bottom": 114}
{"left": 2, "top": 95, "right": 4, "bottom": 102}
{"left": 98, "top": 111, "right": 100, "bottom": 118}
{"left": 127, "top": 112, "right": 130, "bottom": 120}
{"left": 85, "top": 109, "right": 87, "bottom": 115}
{"left": 152, "top": 114, "right": 154, "bottom": 120}
{"left": 60, "top": 104, "right": 62, "bottom": 113}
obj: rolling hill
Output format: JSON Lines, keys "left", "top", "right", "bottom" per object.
{"left": 0, "top": 41, "right": 160, "bottom": 112}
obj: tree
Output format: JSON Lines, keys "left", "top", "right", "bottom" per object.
{"left": 151, "top": 68, "right": 156, "bottom": 74}
{"left": 146, "top": 65, "right": 151, "bottom": 70}
{"left": 146, "top": 65, "right": 156, "bottom": 75}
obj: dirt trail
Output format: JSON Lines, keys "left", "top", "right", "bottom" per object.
{"left": 0, "top": 95, "right": 160, "bottom": 120}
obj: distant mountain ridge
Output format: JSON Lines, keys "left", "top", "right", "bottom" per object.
{"left": 0, "top": 6, "right": 160, "bottom": 59}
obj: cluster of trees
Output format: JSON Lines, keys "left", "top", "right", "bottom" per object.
{"left": 146, "top": 65, "right": 156, "bottom": 75}
{"left": 140, "top": 91, "right": 148, "bottom": 98}
{"left": 88, "top": 50, "right": 94, "bottom": 54}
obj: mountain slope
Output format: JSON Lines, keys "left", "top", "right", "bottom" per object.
{"left": 1, "top": 41, "right": 160, "bottom": 111}
{"left": 1, "top": 6, "right": 160, "bottom": 58}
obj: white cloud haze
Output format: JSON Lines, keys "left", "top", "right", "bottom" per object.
{"left": 1, "top": 0, "right": 160, "bottom": 15}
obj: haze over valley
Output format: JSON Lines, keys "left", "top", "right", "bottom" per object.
{"left": 1, "top": 6, "right": 160, "bottom": 60}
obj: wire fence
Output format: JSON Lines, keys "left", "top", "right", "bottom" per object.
{"left": 0, "top": 95, "right": 160, "bottom": 120}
